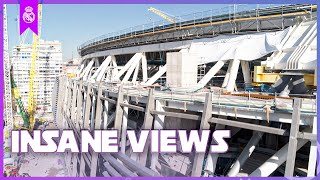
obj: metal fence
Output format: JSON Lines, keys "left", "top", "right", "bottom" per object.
{"left": 78, "top": 4, "right": 315, "bottom": 51}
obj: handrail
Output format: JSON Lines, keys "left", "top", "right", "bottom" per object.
{"left": 78, "top": 4, "right": 316, "bottom": 52}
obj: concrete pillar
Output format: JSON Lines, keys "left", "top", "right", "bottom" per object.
{"left": 284, "top": 98, "right": 301, "bottom": 176}
{"left": 150, "top": 100, "right": 165, "bottom": 170}
{"left": 203, "top": 124, "right": 225, "bottom": 176}
{"left": 222, "top": 60, "right": 232, "bottom": 88}
{"left": 139, "top": 89, "right": 155, "bottom": 166}
{"left": 114, "top": 85, "right": 124, "bottom": 132}
{"left": 132, "top": 60, "right": 140, "bottom": 82}
{"left": 120, "top": 100, "right": 129, "bottom": 153}
{"left": 144, "top": 65, "right": 167, "bottom": 86}
{"left": 90, "top": 94, "right": 96, "bottom": 130}
{"left": 307, "top": 116, "right": 317, "bottom": 176}
{"left": 197, "top": 60, "right": 225, "bottom": 89}
{"left": 191, "top": 93, "right": 212, "bottom": 177}
{"left": 226, "top": 59, "right": 240, "bottom": 92}
{"left": 90, "top": 83, "right": 104, "bottom": 177}
{"left": 103, "top": 99, "right": 109, "bottom": 129}
{"left": 141, "top": 52, "right": 148, "bottom": 82}
{"left": 250, "top": 139, "right": 308, "bottom": 177}
{"left": 75, "top": 81, "right": 83, "bottom": 129}
{"left": 123, "top": 59, "right": 139, "bottom": 82}
{"left": 227, "top": 131, "right": 264, "bottom": 176}
{"left": 114, "top": 53, "right": 142, "bottom": 80}
{"left": 240, "top": 61, "right": 251, "bottom": 89}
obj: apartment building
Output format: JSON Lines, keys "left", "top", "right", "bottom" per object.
{"left": 11, "top": 40, "right": 63, "bottom": 113}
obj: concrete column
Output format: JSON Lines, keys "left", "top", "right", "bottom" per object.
{"left": 83, "top": 84, "right": 93, "bottom": 129}
{"left": 139, "top": 89, "right": 155, "bottom": 166}
{"left": 79, "top": 83, "right": 92, "bottom": 177}
{"left": 56, "top": 77, "right": 66, "bottom": 129}
{"left": 132, "top": 60, "right": 140, "bottom": 82}
{"left": 226, "top": 59, "right": 240, "bottom": 92}
{"left": 65, "top": 80, "right": 73, "bottom": 116}
{"left": 150, "top": 100, "right": 165, "bottom": 170}
{"left": 96, "top": 56, "right": 113, "bottom": 82}
{"left": 203, "top": 124, "right": 225, "bottom": 176}
{"left": 144, "top": 65, "right": 167, "bottom": 86}
{"left": 285, "top": 98, "right": 301, "bottom": 176}
{"left": 75, "top": 80, "right": 83, "bottom": 129}
{"left": 197, "top": 60, "right": 225, "bottom": 89}
{"left": 307, "top": 116, "right": 317, "bottom": 176}
{"left": 222, "top": 60, "right": 232, "bottom": 88}
{"left": 141, "top": 53, "right": 148, "bottom": 82}
{"left": 240, "top": 61, "right": 251, "bottom": 88}
{"left": 70, "top": 81, "right": 78, "bottom": 120}
{"left": 227, "top": 131, "right": 264, "bottom": 176}
{"left": 120, "top": 100, "right": 129, "bottom": 153}
{"left": 191, "top": 93, "right": 212, "bottom": 177}
{"left": 114, "top": 85, "right": 124, "bottom": 132}
{"left": 250, "top": 139, "right": 308, "bottom": 177}
{"left": 114, "top": 53, "right": 142, "bottom": 80}
{"left": 90, "top": 93, "right": 97, "bottom": 130}
{"left": 123, "top": 59, "right": 140, "bottom": 82}
{"left": 103, "top": 98, "right": 109, "bottom": 129}
{"left": 90, "top": 83, "right": 104, "bottom": 177}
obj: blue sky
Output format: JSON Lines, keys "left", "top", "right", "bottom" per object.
{"left": 7, "top": 4, "right": 261, "bottom": 61}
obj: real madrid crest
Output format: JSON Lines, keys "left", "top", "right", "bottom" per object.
{"left": 22, "top": 6, "right": 35, "bottom": 24}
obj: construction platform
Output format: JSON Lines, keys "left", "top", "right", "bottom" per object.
{"left": 53, "top": 78, "right": 317, "bottom": 177}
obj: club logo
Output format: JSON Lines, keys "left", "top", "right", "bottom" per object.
{"left": 22, "top": 6, "right": 35, "bottom": 24}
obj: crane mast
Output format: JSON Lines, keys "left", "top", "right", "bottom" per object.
{"left": 3, "top": 4, "right": 14, "bottom": 130}
{"left": 148, "top": 7, "right": 176, "bottom": 23}
{"left": 27, "top": 4, "right": 42, "bottom": 129}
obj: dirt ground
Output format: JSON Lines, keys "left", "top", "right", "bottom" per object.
{"left": 16, "top": 115, "right": 68, "bottom": 177}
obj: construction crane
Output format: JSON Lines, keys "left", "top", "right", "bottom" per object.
{"left": 148, "top": 7, "right": 176, "bottom": 23}
{"left": 27, "top": 4, "right": 43, "bottom": 129}
{"left": 3, "top": 5, "right": 14, "bottom": 130}
{"left": 11, "top": 74, "right": 30, "bottom": 128}
{"left": 8, "top": 4, "right": 43, "bottom": 129}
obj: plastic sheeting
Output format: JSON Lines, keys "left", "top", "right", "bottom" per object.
{"left": 188, "top": 28, "right": 291, "bottom": 64}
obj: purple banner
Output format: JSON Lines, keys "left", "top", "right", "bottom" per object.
{"left": 20, "top": 0, "right": 38, "bottom": 35}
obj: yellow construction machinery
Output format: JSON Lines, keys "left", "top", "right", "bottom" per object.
{"left": 27, "top": 4, "right": 42, "bottom": 129}
{"left": 9, "top": 4, "right": 43, "bottom": 130}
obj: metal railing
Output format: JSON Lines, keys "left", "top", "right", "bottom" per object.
{"left": 78, "top": 4, "right": 316, "bottom": 52}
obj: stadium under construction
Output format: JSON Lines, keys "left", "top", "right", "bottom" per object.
{"left": 4, "top": 4, "right": 318, "bottom": 177}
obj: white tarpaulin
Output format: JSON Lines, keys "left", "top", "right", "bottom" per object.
{"left": 187, "top": 27, "right": 291, "bottom": 64}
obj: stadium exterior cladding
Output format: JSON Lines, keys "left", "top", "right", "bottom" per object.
{"left": 78, "top": 4, "right": 317, "bottom": 57}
